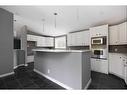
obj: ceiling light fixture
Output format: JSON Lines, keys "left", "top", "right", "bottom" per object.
{"left": 54, "top": 13, "right": 58, "bottom": 29}
{"left": 42, "top": 19, "right": 45, "bottom": 33}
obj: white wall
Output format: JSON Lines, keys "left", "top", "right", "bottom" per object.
{"left": 14, "top": 15, "right": 66, "bottom": 37}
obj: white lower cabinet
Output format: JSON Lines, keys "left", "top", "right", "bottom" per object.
{"left": 109, "top": 53, "right": 126, "bottom": 79}
{"left": 125, "top": 63, "right": 127, "bottom": 84}
{"left": 91, "top": 58, "right": 108, "bottom": 74}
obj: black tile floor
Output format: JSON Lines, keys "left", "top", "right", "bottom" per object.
{"left": 0, "top": 63, "right": 127, "bottom": 89}
{"left": 0, "top": 63, "right": 65, "bottom": 89}
{"left": 88, "top": 71, "right": 127, "bottom": 89}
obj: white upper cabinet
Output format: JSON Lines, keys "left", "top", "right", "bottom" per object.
{"left": 55, "top": 36, "right": 66, "bottom": 49}
{"left": 118, "top": 22, "right": 127, "bottom": 44}
{"left": 109, "top": 25, "right": 119, "bottom": 45}
{"left": 67, "top": 30, "right": 90, "bottom": 46}
{"left": 109, "top": 22, "right": 127, "bottom": 45}
{"left": 37, "top": 36, "right": 54, "bottom": 47}
{"left": 67, "top": 32, "right": 77, "bottom": 46}
{"left": 45, "top": 37, "right": 54, "bottom": 46}
{"left": 27, "top": 34, "right": 38, "bottom": 41}
{"left": 36, "top": 36, "right": 45, "bottom": 46}
{"left": 27, "top": 34, "right": 54, "bottom": 47}
{"left": 90, "top": 24, "right": 108, "bottom": 37}
{"left": 82, "top": 30, "right": 90, "bottom": 46}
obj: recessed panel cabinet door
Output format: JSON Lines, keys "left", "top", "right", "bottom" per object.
{"left": 67, "top": 34, "right": 71, "bottom": 46}
{"left": 109, "top": 25, "right": 119, "bottom": 45}
{"left": 91, "top": 58, "right": 108, "bottom": 74}
{"left": 109, "top": 53, "right": 124, "bottom": 79}
{"left": 90, "top": 24, "right": 108, "bottom": 37}
{"left": 82, "top": 30, "right": 90, "bottom": 46}
{"left": 76, "top": 32, "right": 82, "bottom": 46}
{"left": 118, "top": 22, "right": 127, "bottom": 44}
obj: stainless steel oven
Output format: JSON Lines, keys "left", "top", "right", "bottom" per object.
{"left": 91, "top": 49, "right": 107, "bottom": 59}
{"left": 91, "top": 37, "right": 106, "bottom": 45}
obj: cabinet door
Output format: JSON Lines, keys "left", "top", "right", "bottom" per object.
{"left": 109, "top": 25, "right": 119, "bottom": 45}
{"left": 37, "top": 37, "right": 44, "bottom": 46}
{"left": 33, "top": 35, "right": 38, "bottom": 41}
{"left": 46, "top": 37, "right": 54, "bottom": 47}
{"left": 82, "top": 30, "right": 90, "bottom": 46}
{"left": 27, "top": 35, "right": 31, "bottom": 41}
{"left": 76, "top": 32, "right": 82, "bottom": 46}
{"left": 67, "top": 31, "right": 90, "bottom": 46}
{"left": 91, "top": 58, "right": 99, "bottom": 71}
{"left": 99, "top": 59, "right": 108, "bottom": 74}
{"left": 71, "top": 33, "right": 76, "bottom": 46}
{"left": 109, "top": 53, "right": 124, "bottom": 79}
{"left": 67, "top": 33, "right": 76, "bottom": 46}
{"left": 67, "top": 34, "right": 71, "bottom": 46}
{"left": 49, "top": 37, "right": 54, "bottom": 46}
{"left": 90, "top": 25, "right": 108, "bottom": 37}
{"left": 118, "top": 22, "right": 127, "bottom": 44}
{"left": 91, "top": 58, "right": 108, "bottom": 74}
{"left": 125, "top": 57, "right": 127, "bottom": 84}
{"left": 27, "top": 35, "right": 38, "bottom": 41}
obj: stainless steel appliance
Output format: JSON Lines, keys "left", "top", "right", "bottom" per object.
{"left": 91, "top": 37, "right": 106, "bottom": 45}
{"left": 91, "top": 49, "right": 107, "bottom": 59}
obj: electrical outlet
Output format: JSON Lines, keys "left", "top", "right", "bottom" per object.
{"left": 114, "top": 48, "right": 118, "bottom": 52}
{"left": 25, "top": 64, "right": 28, "bottom": 66}
{"left": 48, "top": 69, "right": 50, "bottom": 74}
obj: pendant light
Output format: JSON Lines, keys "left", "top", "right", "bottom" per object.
{"left": 54, "top": 13, "right": 58, "bottom": 29}
{"left": 42, "top": 19, "right": 45, "bottom": 33}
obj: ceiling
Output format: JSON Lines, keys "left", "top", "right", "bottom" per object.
{"left": 0, "top": 6, "right": 127, "bottom": 36}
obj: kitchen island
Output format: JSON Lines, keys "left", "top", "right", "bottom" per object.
{"left": 33, "top": 49, "right": 91, "bottom": 90}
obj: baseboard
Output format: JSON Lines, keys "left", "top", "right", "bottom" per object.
{"left": 34, "top": 69, "right": 73, "bottom": 90}
{"left": 14, "top": 64, "right": 25, "bottom": 69}
{"left": 91, "top": 70, "right": 108, "bottom": 75}
{"left": 84, "top": 78, "right": 91, "bottom": 89}
{"left": 109, "top": 71, "right": 124, "bottom": 80}
{"left": 0, "top": 72, "right": 14, "bottom": 78}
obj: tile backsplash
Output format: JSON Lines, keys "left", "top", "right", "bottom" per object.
{"left": 109, "top": 45, "right": 127, "bottom": 53}
{"left": 67, "top": 46, "right": 90, "bottom": 50}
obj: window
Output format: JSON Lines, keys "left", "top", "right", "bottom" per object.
{"left": 55, "top": 36, "right": 66, "bottom": 49}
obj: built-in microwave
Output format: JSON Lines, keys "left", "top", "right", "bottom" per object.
{"left": 91, "top": 37, "right": 106, "bottom": 45}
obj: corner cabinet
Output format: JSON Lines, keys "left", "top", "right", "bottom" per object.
{"left": 109, "top": 53, "right": 126, "bottom": 79}
{"left": 36, "top": 36, "right": 54, "bottom": 47}
{"left": 67, "top": 30, "right": 90, "bottom": 46}
{"left": 109, "top": 22, "right": 127, "bottom": 45}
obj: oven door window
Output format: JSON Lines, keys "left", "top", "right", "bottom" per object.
{"left": 94, "top": 50, "right": 103, "bottom": 55}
